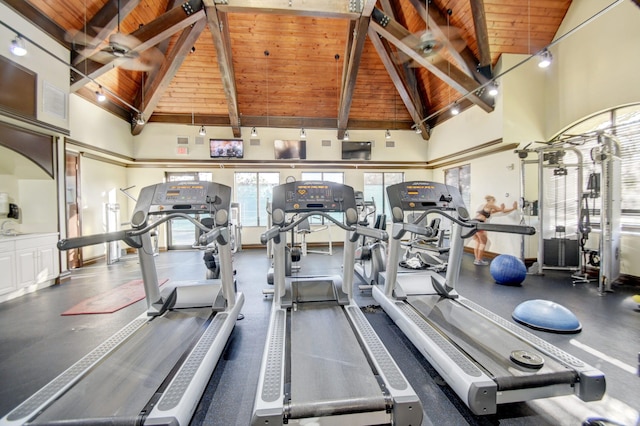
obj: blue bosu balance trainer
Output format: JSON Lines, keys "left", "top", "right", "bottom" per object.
{"left": 512, "top": 299, "right": 582, "bottom": 333}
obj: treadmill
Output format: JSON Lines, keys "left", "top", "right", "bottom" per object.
{"left": 0, "top": 181, "right": 244, "bottom": 426}
{"left": 252, "top": 180, "right": 422, "bottom": 425}
{"left": 373, "top": 181, "right": 606, "bottom": 415}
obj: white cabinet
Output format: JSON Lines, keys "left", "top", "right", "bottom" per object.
{"left": 0, "top": 241, "right": 16, "bottom": 296}
{"left": 15, "top": 234, "right": 60, "bottom": 288}
{"left": 0, "top": 234, "right": 60, "bottom": 302}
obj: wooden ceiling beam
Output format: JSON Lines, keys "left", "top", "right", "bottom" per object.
{"left": 470, "top": 0, "right": 493, "bottom": 78}
{"left": 205, "top": 1, "right": 241, "bottom": 137}
{"left": 211, "top": 0, "right": 361, "bottom": 19}
{"left": 71, "top": 2, "right": 205, "bottom": 91}
{"left": 337, "top": 16, "right": 369, "bottom": 140}
{"left": 131, "top": 17, "right": 208, "bottom": 135}
{"left": 367, "top": 27, "right": 429, "bottom": 140}
{"left": 371, "top": 8, "right": 494, "bottom": 114}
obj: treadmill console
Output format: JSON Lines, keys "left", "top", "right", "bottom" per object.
{"left": 131, "top": 181, "right": 232, "bottom": 228}
{"left": 271, "top": 180, "right": 358, "bottom": 225}
{"left": 386, "top": 181, "right": 466, "bottom": 222}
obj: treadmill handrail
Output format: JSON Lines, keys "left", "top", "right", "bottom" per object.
{"left": 57, "top": 213, "right": 217, "bottom": 251}
{"left": 416, "top": 209, "right": 536, "bottom": 238}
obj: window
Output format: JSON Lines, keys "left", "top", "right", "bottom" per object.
{"left": 234, "top": 172, "right": 279, "bottom": 227}
{"left": 556, "top": 104, "right": 640, "bottom": 228}
{"left": 444, "top": 164, "right": 471, "bottom": 210}
{"left": 300, "top": 172, "right": 344, "bottom": 184}
{"left": 166, "top": 172, "right": 212, "bottom": 182}
{"left": 363, "top": 172, "right": 404, "bottom": 221}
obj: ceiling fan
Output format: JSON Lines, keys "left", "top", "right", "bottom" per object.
{"left": 66, "top": 0, "right": 163, "bottom": 71}
{"left": 394, "top": 4, "right": 466, "bottom": 67}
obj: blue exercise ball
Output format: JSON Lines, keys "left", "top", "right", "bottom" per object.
{"left": 490, "top": 254, "right": 527, "bottom": 285}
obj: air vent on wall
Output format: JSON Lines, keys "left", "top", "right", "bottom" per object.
{"left": 42, "top": 81, "right": 66, "bottom": 120}
{"left": 321, "top": 140, "right": 331, "bottom": 147}
{"left": 177, "top": 136, "right": 189, "bottom": 145}
{"left": 250, "top": 139, "right": 260, "bottom": 146}
{"left": 195, "top": 136, "right": 204, "bottom": 145}
{"left": 386, "top": 140, "right": 395, "bottom": 148}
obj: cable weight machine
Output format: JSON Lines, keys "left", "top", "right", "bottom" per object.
{"left": 517, "top": 132, "right": 622, "bottom": 293}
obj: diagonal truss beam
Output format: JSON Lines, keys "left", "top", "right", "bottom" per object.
{"left": 71, "top": 1, "right": 205, "bottom": 92}
{"left": 368, "top": 27, "right": 429, "bottom": 140}
{"left": 371, "top": 8, "right": 493, "bottom": 113}
{"left": 131, "top": 17, "right": 207, "bottom": 135}
{"left": 336, "top": 15, "right": 370, "bottom": 140}
{"left": 205, "top": 0, "right": 241, "bottom": 137}
{"left": 470, "top": 0, "right": 493, "bottom": 78}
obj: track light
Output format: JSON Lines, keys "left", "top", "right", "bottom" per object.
{"left": 451, "top": 103, "right": 460, "bottom": 115}
{"left": 10, "top": 36, "right": 27, "bottom": 57}
{"left": 251, "top": 127, "right": 257, "bottom": 137}
{"left": 385, "top": 129, "right": 391, "bottom": 139}
{"left": 415, "top": 126, "right": 422, "bottom": 134}
{"left": 538, "top": 49, "right": 553, "bottom": 68}
{"left": 199, "top": 125, "right": 206, "bottom": 136}
{"left": 136, "top": 112, "right": 145, "bottom": 125}
{"left": 300, "top": 128, "right": 306, "bottom": 139}
{"left": 343, "top": 130, "right": 349, "bottom": 140}
{"left": 488, "top": 82, "right": 499, "bottom": 97}
{"left": 96, "top": 86, "right": 106, "bottom": 103}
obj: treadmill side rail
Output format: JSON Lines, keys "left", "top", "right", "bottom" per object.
{"left": 252, "top": 308, "right": 287, "bottom": 426}
{"left": 344, "top": 304, "right": 423, "bottom": 424}
{"left": 145, "top": 292, "right": 245, "bottom": 426}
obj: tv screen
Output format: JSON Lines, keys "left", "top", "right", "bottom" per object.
{"left": 274, "top": 140, "right": 306, "bottom": 160}
{"left": 210, "top": 139, "right": 244, "bottom": 158}
{"left": 342, "top": 141, "right": 372, "bottom": 160}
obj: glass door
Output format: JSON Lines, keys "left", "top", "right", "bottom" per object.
{"left": 165, "top": 172, "right": 212, "bottom": 250}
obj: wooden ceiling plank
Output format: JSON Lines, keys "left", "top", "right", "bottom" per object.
{"left": 212, "top": 0, "right": 360, "bottom": 19}
{"left": 206, "top": 1, "right": 241, "bottom": 136}
{"left": 470, "top": 0, "right": 492, "bottom": 74}
{"left": 337, "top": 16, "right": 370, "bottom": 140}
{"left": 71, "top": 3, "right": 206, "bottom": 91}
{"left": 371, "top": 9, "right": 493, "bottom": 113}
{"left": 367, "top": 26, "right": 429, "bottom": 140}
{"left": 132, "top": 17, "right": 208, "bottom": 135}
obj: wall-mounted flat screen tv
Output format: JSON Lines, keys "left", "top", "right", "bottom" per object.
{"left": 274, "top": 139, "right": 306, "bottom": 160}
{"left": 210, "top": 139, "right": 244, "bottom": 158}
{"left": 342, "top": 141, "right": 372, "bottom": 160}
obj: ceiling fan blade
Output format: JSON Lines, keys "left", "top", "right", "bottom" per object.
{"left": 119, "top": 46, "right": 164, "bottom": 71}
{"left": 110, "top": 32, "right": 142, "bottom": 51}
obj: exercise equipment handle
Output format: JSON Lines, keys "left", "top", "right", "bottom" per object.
{"left": 355, "top": 225, "right": 388, "bottom": 242}
{"left": 403, "top": 222, "right": 437, "bottom": 238}
{"left": 261, "top": 226, "right": 281, "bottom": 244}
{"left": 58, "top": 231, "right": 132, "bottom": 250}
{"left": 476, "top": 222, "right": 536, "bottom": 235}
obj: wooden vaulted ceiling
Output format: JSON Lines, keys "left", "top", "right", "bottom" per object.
{"left": 4, "top": 0, "right": 571, "bottom": 140}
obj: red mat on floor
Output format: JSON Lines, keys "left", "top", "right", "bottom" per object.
{"left": 61, "top": 278, "right": 169, "bottom": 315}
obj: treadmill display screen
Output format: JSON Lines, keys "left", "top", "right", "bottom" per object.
{"left": 400, "top": 184, "right": 438, "bottom": 202}
{"left": 288, "top": 184, "right": 332, "bottom": 203}
{"left": 158, "top": 184, "right": 207, "bottom": 203}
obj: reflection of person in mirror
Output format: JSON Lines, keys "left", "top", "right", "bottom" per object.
{"left": 472, "top": 195, "right": 517, "bottom": 266}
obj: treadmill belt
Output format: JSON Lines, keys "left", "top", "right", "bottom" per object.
{"left": 30, "top": 310, "right": 212, "bottom": 424}
{"left": 289, "top": 302, "right": 386, "bottom": 418}
{"left": 407, "top": 296, "right": 577, "bottom": 390}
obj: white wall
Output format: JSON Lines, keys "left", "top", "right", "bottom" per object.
{"left": 0, "top": 3, "right": 69, "bottom": 131}
{"left": 545, "top": 0, "right": 640, "bottom": 137}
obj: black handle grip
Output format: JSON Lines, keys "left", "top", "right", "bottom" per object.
{"left": 57, "top": 231, "right": 129, "bottom": 250}
{"left": 476, "top": 223, "right": 536, "bottom": 235}
{"left": 261, "top": 226, "right": 281, "bottom": 244}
